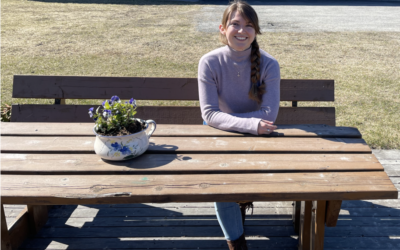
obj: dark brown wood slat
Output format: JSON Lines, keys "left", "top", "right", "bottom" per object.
{"left": 311, "top": 201, "right": 327, "bottom": 250}
{"left": 17, "top": 236, "right": 400, "bottom": 249}
{"left": 280, "top": 79, "right": 334, "bottom": 101}
{"left": 12, "top": 76, "right": 199, "bottom": 100}
{"left": 1, "top": 123, "right": 360, "bottom": 138}
{"left": 325, "top": 200, "right": 342, "bottom": 227}
{"left": 0, "top": 154, "right": 383, "bottom": 174}
{"left": 1, "top": 172, "right": 397, "bottom": 205}
{"left": 12, "top": 75, "right": 334, "bottom": 102}
{"left": 11, "top": 105, "right": 335, "bottom": 125}
{"left": 292, "top": 201, "right": 301, "bottom": 233}
{"left": 10, "top": 105, "right": 202, "bottom": 124}
{"left": 8, "top": 207, "right": 31, "bottom": 250}
{"left": 298, "top": 201, "right": 312, "bottom": 250}
{"left": 1, "top": 205, "right": 12, "bottom": 250}
{"left": 275, "top": 107, "right": 335, "bottom": 126}
{"left": 0, "top": 137, "right": 372, "bottom": 154}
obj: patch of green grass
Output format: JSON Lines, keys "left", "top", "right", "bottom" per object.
{"left": 1, "top": 0, "right": 399, "bottom": 149}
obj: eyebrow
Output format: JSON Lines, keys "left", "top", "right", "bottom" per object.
{"left": 230, "top": 19, "right": 252, "bottom": 24}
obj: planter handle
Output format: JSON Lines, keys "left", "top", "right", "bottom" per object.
{"left": 145, "top": 120, "right": 156, "bottom": 139}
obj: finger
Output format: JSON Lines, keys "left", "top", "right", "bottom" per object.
{"left": 265, "top": 124, "right": 277, "bottom": 130}
{"left": 262, "top": 120, "right": 274, "bottom": 124}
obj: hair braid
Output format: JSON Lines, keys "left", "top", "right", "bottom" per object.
{"left": 248, "top": 38, "right": 265, "bottom": 104}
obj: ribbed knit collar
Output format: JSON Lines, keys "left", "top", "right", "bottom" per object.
{"left": 225, "top": 45, "right": 252, "bottom": 62}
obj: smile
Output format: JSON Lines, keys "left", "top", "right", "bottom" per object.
{"left": 235, "top": 36, "right": 247, "bottom": 41}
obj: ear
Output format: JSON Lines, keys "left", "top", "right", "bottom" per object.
{"left": 219, "top": 24, "right": 226, "bottom": 35}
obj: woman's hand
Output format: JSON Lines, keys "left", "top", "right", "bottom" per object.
{"left": 258, "top": 120, "right": 277, "bottom": 135}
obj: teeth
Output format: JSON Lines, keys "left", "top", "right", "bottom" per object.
{"left": 236, "top": 37, "right": 247, "bottom": 40}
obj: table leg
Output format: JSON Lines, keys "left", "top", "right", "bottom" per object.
{"left": 311, "top": 201, "right": 326, "bottom": 250}
{"left": 325, "top": 200, "right": 342, "bottom": 227}
{"left": 298, "top": 201, "right": 312, "bottom": 250}
{"left": 27, "top": 205, "right": 51, "bottom": 235}
{"left": 292, "top": 201, "right": 301, "bottom": 234}
{"left": 1, "top": 204, "right": 12, "bottom": 250}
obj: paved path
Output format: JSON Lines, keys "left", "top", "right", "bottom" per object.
{"left": 195, "top": 0, "right": 400, "bottom": 32}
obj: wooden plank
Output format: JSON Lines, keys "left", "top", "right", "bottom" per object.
{"left": 325, "top": 200, "right": 342, "bottom": 227}
{"left": 0, "top": 153, "right": 383, "bottom": 174}
{"left": 1, "top": 123, "right": 361, "bottom": 138}
{"left": 12, "top": 75, "right": 333, "bottom": 102}
{"left": 1, "top": 205, "right": 12, "bottom": 250}
{"left": 47, "top": 206, "right": 293, "bottom": 218}
{"left": 0, "top": 137, "right": 372, "bottom": 154}
{"left": 46, "top": 205, "right": 400, "bottom": 218}
{"left": 276, "top": 107, "right": 335, "bottom": 126}
{"left": 43, "top": 214, "right": 400, "bottom": 228}
{"left": 12, "top": 76, "right": 200, "bottom": 100}
{"left": 1, "top": 172, "right": 397, "bottom": 205}
{"left": 8, "top": 207, "right": 31, "bottom": 250}
{"left": 11, "top": 105, "right": 202, "bottom": 124}
{"left": 35, "top": 225, "right": 295, "bottom": 238}
{"left": 11, "top": 105, "right": 335, "bottom": 126}
{"left": 19, "top": 237, "right": 400, "bottom": 250}
{"left": 298, "top": 201, "right": 312, "bottom": 250}
{"left": 30, "top": 225, "right": 400, "bottom": 238}
{"left": 292, "top": 201, "right": 301, "bottom": 233}
{"left": 20, "top": 237, "right": 300, "bottom": 250}
{"left": 45, "top": 216, "right": 293, "bottom": 227}
{"left": 280, "top": 79, "right": 334, "bottom": 102}
{"left": 311, "top": 200, "right": 326, "bottom": 250}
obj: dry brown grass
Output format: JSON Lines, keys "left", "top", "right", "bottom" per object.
{"left": 1, "top": 0, "right": 399, "bottom": 148}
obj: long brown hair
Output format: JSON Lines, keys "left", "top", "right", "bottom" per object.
{"left": 220, "top": 0, "right": 265, "bottom": 104}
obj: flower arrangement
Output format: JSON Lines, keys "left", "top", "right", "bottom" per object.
{"left": 89, "top": 95, "right": 145, "bottom": 136}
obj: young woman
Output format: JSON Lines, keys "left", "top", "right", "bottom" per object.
{"left": 197, "top": 1, "right": 280, "bottom": 249}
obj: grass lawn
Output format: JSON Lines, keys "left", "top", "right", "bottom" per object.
{"left": 1, "top": 0, "right": 399, "bottom": 149}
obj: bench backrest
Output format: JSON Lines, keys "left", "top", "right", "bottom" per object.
{"left": 11, "top": 75, "right": 335, "bottom": 125}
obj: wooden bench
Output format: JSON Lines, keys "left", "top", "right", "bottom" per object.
{"left": 2, "top": 75, "right": 397, "bottom": 250}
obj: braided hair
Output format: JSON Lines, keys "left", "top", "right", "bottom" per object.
{"left": 220, "top": 1, "right": 264, "bottom": 104}
{"left": 249, "top": 38, "right": 265, "bottom": 104}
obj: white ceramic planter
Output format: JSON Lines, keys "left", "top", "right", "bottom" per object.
{"left": 93, "top": 119, "right": 156, "bottom": 161}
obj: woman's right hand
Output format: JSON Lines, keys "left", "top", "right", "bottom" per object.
{"left": 258, "top": 120, "right": 277, "bottom": 135}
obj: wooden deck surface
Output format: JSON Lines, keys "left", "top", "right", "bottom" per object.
{"left": 4, "top": 150, "right": 400, "bottom": 250}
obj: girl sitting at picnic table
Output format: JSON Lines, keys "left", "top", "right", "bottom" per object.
{"left": 198, "top": 0, "right": 280, "bottom": 249}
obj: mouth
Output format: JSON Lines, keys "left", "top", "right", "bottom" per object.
{"left": 235, "top": 36, "right": 248, "bottom": 41}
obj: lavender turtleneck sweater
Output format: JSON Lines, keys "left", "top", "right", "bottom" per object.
{"left": 198, "top": 45, "right": 281, "bottom": 135}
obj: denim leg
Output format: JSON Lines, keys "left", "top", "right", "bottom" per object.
{"left": 214, "top": 202, "right": 244, "bottom": 240}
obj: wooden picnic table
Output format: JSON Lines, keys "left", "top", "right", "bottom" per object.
{"left": 1, "top": 122, "right": 398, "bottom": 250}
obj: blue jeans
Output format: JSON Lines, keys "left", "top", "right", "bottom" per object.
{"left": 204, "top": 120, "right": 244, "bottom": 240}
{"left": 214, "top": 202, "right": 244, "bottom": 240}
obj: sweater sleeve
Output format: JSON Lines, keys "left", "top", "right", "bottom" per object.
{"left": 198, "top": 56, "right": 280, "bottom": 135}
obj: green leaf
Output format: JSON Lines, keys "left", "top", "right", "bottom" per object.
{"left": 105, "top": 101, "right": 111, "bottom": 110}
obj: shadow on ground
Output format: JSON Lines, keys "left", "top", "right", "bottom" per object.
{"left": 20, "top": 200, "right": 400, "bottom": 249}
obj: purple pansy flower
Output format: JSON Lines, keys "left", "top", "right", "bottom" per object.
{"left": 129, "top": 98, "right": 136, "bottom": 107}
{"left": 88, "top": 107, "right": 94, "bottom": 118}
{"left": 103, "top": 109, "right": 112, "bottom": 118}
{"left": 111, "top": 96, "right": 120, "bottom": 103}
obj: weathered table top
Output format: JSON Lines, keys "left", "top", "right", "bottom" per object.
{"left": 1, "top": 123, "right": 397, "bottom": 205}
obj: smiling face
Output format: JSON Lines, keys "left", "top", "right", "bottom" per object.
{"left": 219, "top": 10, "right": 256, "bottom": 51}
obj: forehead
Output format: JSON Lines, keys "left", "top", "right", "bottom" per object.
{"left": 229, "top": 10, "right": 250, "bottom": 22}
